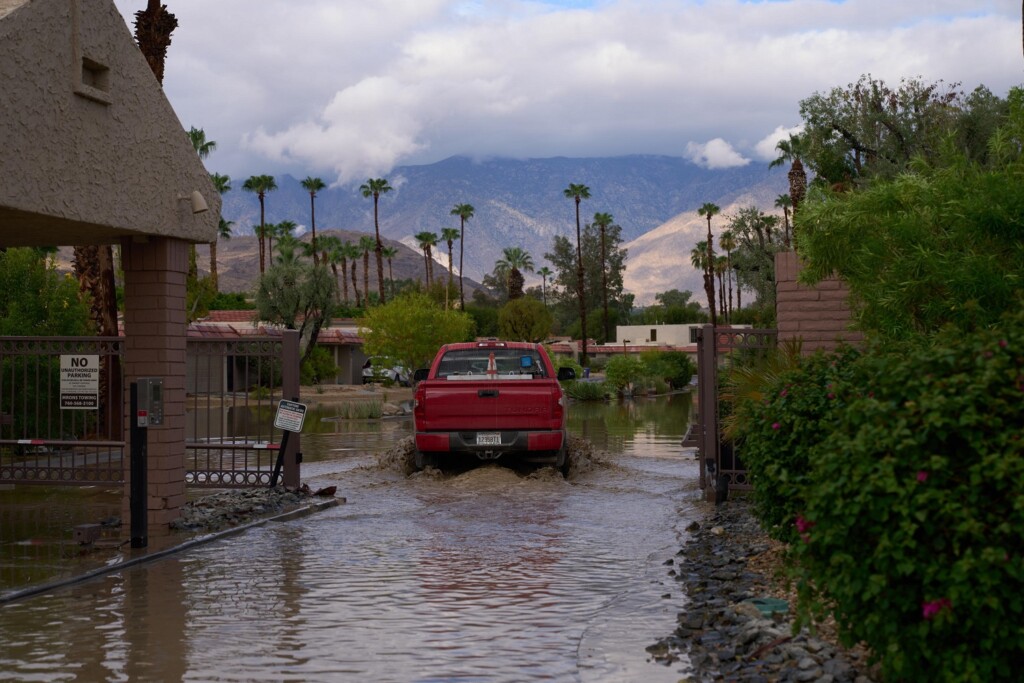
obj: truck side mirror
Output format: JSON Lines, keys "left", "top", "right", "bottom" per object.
{"left": 557, "top": 367, "right": 576, "bottom": 381}
{"left": 413, "top": 368, "right": 430, "bottom": 383}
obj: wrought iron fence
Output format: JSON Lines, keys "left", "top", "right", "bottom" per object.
{"left": 185, "top": 332, "right": 300, "bottom": 488}
{"left": 695, "top": 325, "right": 777, "bottom": 502}
{"left": 0, "top": 337, "right": 124, "bottom": 485}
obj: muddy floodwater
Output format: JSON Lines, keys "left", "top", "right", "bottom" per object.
{"left": 1, "top": 393, "right": 701, "bottom": 682}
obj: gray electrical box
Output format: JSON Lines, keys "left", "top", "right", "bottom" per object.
{"left": 136, "top": 377, "right": 164, "bottom": 426}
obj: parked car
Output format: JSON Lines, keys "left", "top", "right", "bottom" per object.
{"left": 362, "top": 357, "right": 410, "bottom": 386}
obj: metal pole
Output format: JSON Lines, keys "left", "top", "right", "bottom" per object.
{"left": 129, "top": 382, "right": 147, "bottom": 548}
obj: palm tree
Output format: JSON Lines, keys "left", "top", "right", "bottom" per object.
{"left": 719, "top": 229, "right": 736, "bottom": 321}
{"left": 382, "top": 245, "right": 398, "bottom": 297}
{"left": 563, "top": 183, "right": 591, "bottom": 364}
{"left": 450, "top": 203, "right": 475, "bottom": 309}
{"left": 359, "top": 235, "right": 376, "bottom": 305}
{"left": 188, "top": 127, "right": 216, "bottom": 159}
{"left": 495, "top": 247, "right": 534, "bottom": 300}
{"left": 592, "top": 212, "right": 614, "bottom": 343}
{"left": 315, "top": 235, "right": 343, "bottom": 303}
{"left": 775, "top": 194, "right": 793, "bottom": 248}
{"left": 414, "top": 231, "right": 439, "bottom": 286}
{"left": 132, "top": 0, "right": 177, "bottom": 83}
{"left": 344, "top": 241, "right": 362, "bottom": 307}
{"left": 697, "top": 202, "right": 720, "bottom": 327}
{"left": 770, "top": 133, "right": 808, "bottom": 215}
{"left": 440, "top": 227, "right": 460, "bottom": 308}
{"left": 301, "top": 177, "right": 327, "bottom": 264}
{"left": 271, "top": 220, "right": 297, "bottom": 265}
{"left": 715, "top": 255, "right": 728, "bottom": 319}
{"left": 242, "top": 175, "right": 277, "bottom": 274}
{"left": 359, "top": 178, "right": 392, "bottom": 304}
{"left": 537, "top": 266, "right": 553, "bottom": 306}
{"left": 208, "top": 172, "right": 231, "bottom": 290}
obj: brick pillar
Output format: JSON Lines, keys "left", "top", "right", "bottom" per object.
{"left": 775, "top": 252, "right": 864, "bottom": 354}
{"left": 121, "top": 237, "right": 189, "bottom": 529}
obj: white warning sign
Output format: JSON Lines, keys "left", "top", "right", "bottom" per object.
{"left": 60, "top": 355, "right": 100, "bottom": 409}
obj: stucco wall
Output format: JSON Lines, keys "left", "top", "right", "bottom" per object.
{"left": 775, "top": 251, "right": 864, "bottom": 354}
{"left": 0, "top": 0, "right": 218, "bottom": 246}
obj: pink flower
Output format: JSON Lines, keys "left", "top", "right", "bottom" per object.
{"left": 999, "top": 339, "right": 1008, "bottom": 349}
{"left": 795, "top": 515, "right": 815, "bottom": 543}
{"left": 779, "top": 389, "right": 788, "bottom": 398}
{"left": 827, "top": 392, "right": 836, "bottom": 400}
{"left": 917, "top": 470, "right": 928, "bottom": 483}
{"left": 771, "top": 422, "right": 781, "bottom": 430}
{"left": 922, "top": 598, "right": 952, "bottom": 620}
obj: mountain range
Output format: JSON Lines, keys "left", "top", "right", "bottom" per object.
{"left": 210, "top": 155, "right": 791, "bottom": 306}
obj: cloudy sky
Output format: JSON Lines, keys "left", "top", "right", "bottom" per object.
{"left": 112, "top": 0, "right": 1020, "bottom": 186}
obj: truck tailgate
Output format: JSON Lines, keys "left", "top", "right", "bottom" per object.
{"left": 419, "top": 379, "right": 561, "bottom": 431}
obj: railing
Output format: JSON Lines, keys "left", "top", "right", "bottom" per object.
{"left": 0, "top": 337, "right": 125, "bottom": 485}
{"left": 185, "top": 332, "right": 301, "bottom": 488}
{"left": 695, "top": 325, "right": 777, "bottom": 502}
{"left": 1, "top": 332, "right": 301, "bottom": 489}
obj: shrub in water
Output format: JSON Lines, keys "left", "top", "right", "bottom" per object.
{"left": 792, "top": 311, "right": 1024, "bottom": 682}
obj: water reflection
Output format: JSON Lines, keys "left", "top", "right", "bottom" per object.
{"left": 568, "top": 392, "right": 692, "bottom": 457}
{"left": 1, "top": 393, "right": 699, "bottom": 683}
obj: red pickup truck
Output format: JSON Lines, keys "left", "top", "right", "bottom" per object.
{"left": 412, "top": 340, "right": 576, "bottom": 473}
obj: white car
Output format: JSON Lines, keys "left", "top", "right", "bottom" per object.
{"left": 362, "top": 358, "right": 410, "bottom": 386}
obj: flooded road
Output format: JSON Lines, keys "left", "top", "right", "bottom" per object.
{"left": 1, "top": 394, "right": 701, "bottom": 682}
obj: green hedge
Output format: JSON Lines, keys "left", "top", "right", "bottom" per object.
{"left": 790, "top": 314, "right": 1024, "bottom": 682}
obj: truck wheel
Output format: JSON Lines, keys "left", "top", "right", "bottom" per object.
{"left": 414, "top": 450, "right": 438, "bottom": 471}
{"left": 555, "top": 447, "right": 570, "bottom": 478}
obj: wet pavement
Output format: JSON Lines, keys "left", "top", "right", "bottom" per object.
{"left": 1, "top": 394, "right": 701, "bottom": 682}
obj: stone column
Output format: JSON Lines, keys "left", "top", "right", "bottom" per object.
{"left": 121, "top": 237, "right": 189, "bottom": 528}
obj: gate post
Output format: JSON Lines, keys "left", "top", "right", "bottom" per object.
{"left": 697, "top": 324, "right": 719, "bottom": 502}
{"left": 281, "top": 330, "right": 301, "bottom": 489}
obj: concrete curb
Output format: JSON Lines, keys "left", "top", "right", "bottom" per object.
{"left": 0, "top": 498, "right": 340, "bottom": 606}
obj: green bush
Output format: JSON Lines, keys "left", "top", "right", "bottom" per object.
{"left": 603, "top": 354, "right": 645, "bottom": 395}
{"left": 300, "top": 346, "right": 339, "bottom": 385}
{"left": 729, "top": 346, "right": 862, "bottom": 541}
{"left": 562, "top": 380, "right": 609, "bottom": 401}
{"left": 639, "top": 350, "right": 695, "bottom": 389}
{"left": 791, "top": 312, "right": 1024, "bottom": 682}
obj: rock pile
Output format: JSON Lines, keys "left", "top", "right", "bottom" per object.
{"left": 170, "top": 485, "right": 334, "bottom": 532}
{"left": 649, "top": 500, "right": 877, "bottom": 682}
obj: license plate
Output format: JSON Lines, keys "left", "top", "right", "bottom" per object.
{"left": 476, "top": 432, "right": 501, "bottom": 446}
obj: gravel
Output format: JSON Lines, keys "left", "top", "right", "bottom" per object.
{"left": 649, "top": 499, "right": 879, "bottom": 682}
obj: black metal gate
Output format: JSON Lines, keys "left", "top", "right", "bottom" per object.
{"left": 0, "top": 337, "right": 125, "bottom": 485}
{"left": 695, "top": 325, "right": 777, "bottom": 502}
{"left": 1, "top": 332, "right": 301, "bottom": 488}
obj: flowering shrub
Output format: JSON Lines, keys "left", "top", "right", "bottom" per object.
{"left": 728, "top": 346, "right": 862, "bottom": 541}
{"left": 791, "top": 311, "right": 1024, "bottom": 682}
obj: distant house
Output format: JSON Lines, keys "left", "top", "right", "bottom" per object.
{"left": 187, "top": 311, "right": 367, "bottom": 388}
{"left": 585, "top": 323, "right": 752, "bottom": 363}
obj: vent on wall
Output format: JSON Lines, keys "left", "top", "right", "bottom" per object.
{"left": 75, "top": 57, "right": 112, "bottom": 105}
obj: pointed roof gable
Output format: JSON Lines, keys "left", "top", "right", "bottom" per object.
{"left": 0, "top": 0, "right": 219, "bottom": 247}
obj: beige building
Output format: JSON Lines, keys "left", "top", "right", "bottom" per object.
{"left": 1, "top": 0, "right": 220, "bottom": 527}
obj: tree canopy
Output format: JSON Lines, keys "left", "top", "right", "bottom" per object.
{"left": 359, "top": 292, "right": 475, "bottom": 372}
{"left": 797, "top": 85, "right": 1024, "bottom": 339}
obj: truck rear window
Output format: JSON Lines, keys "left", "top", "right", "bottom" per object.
{"left": 436, "top": 348, "right": 547, "bottom": 379}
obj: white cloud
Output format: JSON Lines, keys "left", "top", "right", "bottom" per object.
{"left": 111, "top": 1, "right": 1020, "bottom": 180}
{"left": 754, "top": 125, "right": 805, "bottom": 162}
{"left": 685, "top": 139, "right": 750, "bottom": 169}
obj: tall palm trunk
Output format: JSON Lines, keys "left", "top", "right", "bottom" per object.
{"left": 338, "top": 257, "right": 348, "bottom": 304}
{"left": 574, "top": 198, "right": 588, "bottom": 365}
{"left": 133, "top": 1, "right": 177, "bottom": 83}
{"left": 209, "top": 240, "right": 219, "bottom": 289}
{"left": 373, "top": 197, "right": 387, "bottom": 304}
{"left": 351, "top": 260, "right": 361, "bottom": 308}
{"left": 362, "top": 251, "right": 370, "bottom": 305}
{"left": 600, "top": 224, "right": 609, "bottom": 343}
